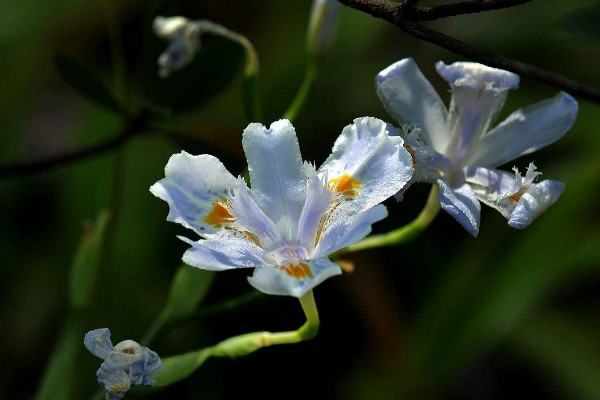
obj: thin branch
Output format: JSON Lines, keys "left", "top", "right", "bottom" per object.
{"left": 338, "top": 0, "right": 600, "bottom": 104}
{"left": 411, "top": 0, "right": 532, "bottom": 21}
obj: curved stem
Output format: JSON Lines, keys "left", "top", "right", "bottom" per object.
{"left": 338, "top": 185, "right": 440, "bottom": 255}
{"left": 283, "top": 62, "right": 319, "bottom": 123}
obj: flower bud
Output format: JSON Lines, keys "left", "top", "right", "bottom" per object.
{"left": 306, "top": 0, "right": 341, "bottom": 60}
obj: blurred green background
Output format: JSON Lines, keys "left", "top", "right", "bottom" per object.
{"left": 1, "top": 0, "right": 599, "bottom": 399}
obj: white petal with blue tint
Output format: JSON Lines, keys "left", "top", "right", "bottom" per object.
{"left": 437, "top": 180, "right": 481, "bottom": 237}
{"left": 248, "top": 258, "right": 342, "bottom": 298}
{"left": 318, "top": 117, "right": 413, "bottom": 213}
{"left": 84, "top": 328, "right": 113, "bottom": 359}
{"left": 435, "top": 61, "right": 519, "bottom": 90}
{"left": 180, "top": 234, "right": 266, "bottom": 270}
{"left": 376, "top": 58, "right": 449, "bottom": 152}
{"left": 230, "top": 186, "right": 278, "bottom": 247}
{"left": 464, "top": 166, "right": 519, "bottom": 199}
{"left": 242, "top": 120, "right": 307, "bottom": 228}
{"left": 508, "top": 180, "right": 564, "bottom": 229}
{"left": 312, "top": 204, "right": 388, "bottom": 258}
{"left": 297, "top": 175, "right": 336, "bottom": 251}
{"left": 149, "top": 152, "right": 239, "bottom": 236}
{"left": 466, "top": 92, "right": 578, "bottom": 168}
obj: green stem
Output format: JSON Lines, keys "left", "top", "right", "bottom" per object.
{"left": 211, "top": 290, "right": 320, "bottom": 356}
{"left": 283, "top": 62, "right": 319, "bottom": 123}
{"left": 338, "top": 185, "right": 440, "bottom": 255}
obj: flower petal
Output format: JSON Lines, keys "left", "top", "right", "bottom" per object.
{"left": 376, "top": 58, "right": 449, "bottom": 152}
{"left": 318, "top": 117, "right": 413, "bottom": 213}
{"left": 230, "top": 187, "right": 278, "bottom": 247}
{"left": 84, "top": 328, "right": 114, "bottom": 360}
{"left": 508, "top": 180, "right": 565, "bottom": 229}
{"left": 312, "top": 204, "right": 388, "bottom": 258}
{"left": 150, "top": 152, "right": 239, "bottom": 236}
{"left": 465, "top": 92, "right": 578, "bottom": 168}
{"left": 435, "top": 61, "right": 519, "bottom": 163}
{"left": 242, "top": 120, "right": 307, "bottom": 226}
{"left": 297, "top": 175, "right": 336, "bottom": 251}
{"left": 463, "top": 166, "right": 518, "bottom": 198}
{"left": 97, "top": 362, "right": 130, "bottom": 399}
{"left": 129, "top": 347, "right": 162, "bottom": 386}
{"left": 437, "top": 180, "right": 481, "bottom": 236}
{"left": 179, "top": 234, "right": 266, "bottom": 270}
{"left": 247, "top": 258, "right": 342, "bottom": 297}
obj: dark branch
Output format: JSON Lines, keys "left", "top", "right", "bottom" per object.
{"left": 0, "top": 133, "right": 128, "bottom": 178}
{"left": 411, "top": 0, "right": 533, "bottom": 21}
{"left": 338, "top": 0, "right": 600, "bottom": 104}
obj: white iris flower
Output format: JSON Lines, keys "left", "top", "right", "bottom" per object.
{"left": 151, "top": 117, "right": 413, "bottom": 297}
{"left": 376, "top": 58, "right": 578, "bottom": 236}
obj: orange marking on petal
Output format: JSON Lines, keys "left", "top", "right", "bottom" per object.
{"left": 328, "top": 173, "right": 361, "bottom": 197}
{"left": 280, "top": 263, "right": 313, "bottom": 279}
{"left": 204, "top": 198, "right": 234, "bottom": 228}
{"left": 508, "top": 192, "right": 523, "bottom": 202}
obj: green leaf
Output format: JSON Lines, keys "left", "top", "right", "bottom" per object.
{"left": 35, "top": 316, "right": 82, "bottom": 400}
{"left": 55, "top": 54, "right": 124, "bottom": 114}
{"left": 162, "top": 265, "right": 215, "bottom": 324}
{"left": 69, "top": 210, "right": 110, "bottom": 309}
{"left": 510, "top": 310, "right": 600, "bottom": 400}
{"left": 154, "top": 348, "right": 212, "bottom": 387}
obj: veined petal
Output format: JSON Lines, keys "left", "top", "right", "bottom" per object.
{"left": 179, "top": 234, "right": 266, "bottom": 270}
{"left": 436, "top": 61, "right": 519, "bottom": 163}
{"left": 464, "top": 166, "right": 519, "bottom": 198}
{"left": 247, "top": 258, "right": 342, "bottom": 297}
{"left": 312, "top": 204, "right": 388, "bottom": 258}
{"left": 150, "top": 152, "right": 239, "bottom": 236}
{"left": 508, "top": 180, "right": 564, "bottom": 229}
{"left": 376, "top": 58, "right": 449, "bottom": 152}
{"left": 318, "top": 117, "right": 413, "bottom": 213}
{"left": 230, "top": 187, "right": 278, "bottom": 247}
{"left": 242, "top": 120, "right": 306, "bottom": 227}
{"left": 84, "top": 328, "right": 113, "bottom": 360}
{"left": 297, "top": 175, "right": 336, "bottom": 251}
{"left": 465, "top": 92, "right": 578, "bottom": 168}
{"left": 437, "top": 180, "right": 481, "bottom": 236}
{"left": 97, "top": 362, "right": 130, "bottom": 399}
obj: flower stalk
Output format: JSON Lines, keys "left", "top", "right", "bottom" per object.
{"left": 338, "top": 185, "right": 440, "bottom": 254}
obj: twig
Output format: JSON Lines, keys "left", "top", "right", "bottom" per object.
{"left": 410, "top": 0, "right": 532, "bottom": 21}
{"left": 338, "top": 0, "right": 600, "bottom": 104}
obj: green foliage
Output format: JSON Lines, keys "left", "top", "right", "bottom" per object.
{"left": 161, "top": 265, "right": 215, "bottom": 324}
{"left": 69, "top": 211, "right": 110, "bottom": 310}
{"left": 55, "top": 54, "right": 125, "bottom": 115}
{"left": 154, "top": 348, "right": 212, "bottom": 387}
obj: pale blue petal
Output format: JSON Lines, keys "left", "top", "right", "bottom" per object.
{"left": 318, "top": 117, "right": 413, "bottom": 213}
{"left": 247, "top": 258, "right": 342, "bottom": 297}
{"left": 231, "top": 187, "right": 278, "bottom": 247}
{"left": 150, "top": 152, "right": 240, "bottom": 236}
{"left": 84, "top": 328, "right": 113, "bottom": 360}
{"left": 375, "top": 58, "right": 449, "bottom": 152}
{"left": 435, "top": 61, "right": 519, "bottom": 90}
{"left": 436, "top": 61, "right": 517, "bottom": 163}
{"left": 179, "top": 235, "right": 266, "bottom": 270}
{"left": 463, "top": 166, "right": 517, "bottom": 197}
{"left": 97, "top": 362, "right": 130, "bottom": 399}
{"left": 130, "top": 347, "right": 162, "bottom": 386}
{"left": 297, "top": 175, "right": 335, "bottom": 251}
{"left": 508, "top": 180, "right": 564, "bottom": 229}
{"left": 466, "top": 92, "right": 578, "bottom": 168}
{"left": 312, "top": 204, "right": 388, "bottom": 258}
{"left": 242, "top": 120, "right": 306, "bottom": 226}
{"left": 437, "top": 180, "right": 481, "bottom": 236}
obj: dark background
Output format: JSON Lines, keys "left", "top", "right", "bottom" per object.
{"left": 1, "top": 0, "right": 599, "bottom": 399}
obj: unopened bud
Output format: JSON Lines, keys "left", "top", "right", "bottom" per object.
{"left": 306, "top": 0, "right": 341, "bottom": 60}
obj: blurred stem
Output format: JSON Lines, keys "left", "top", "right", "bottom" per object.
{"left": 103, "top": 1, "right": 127, "bottom": 104}
{"left": 283, "top": 61, "right": 319, "bottom": 123}
{"left": 141, "top": 291, "right": 264, "bottom": 347}
{"left": 336, "top": 185, "right": 440, "bottom": 255}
